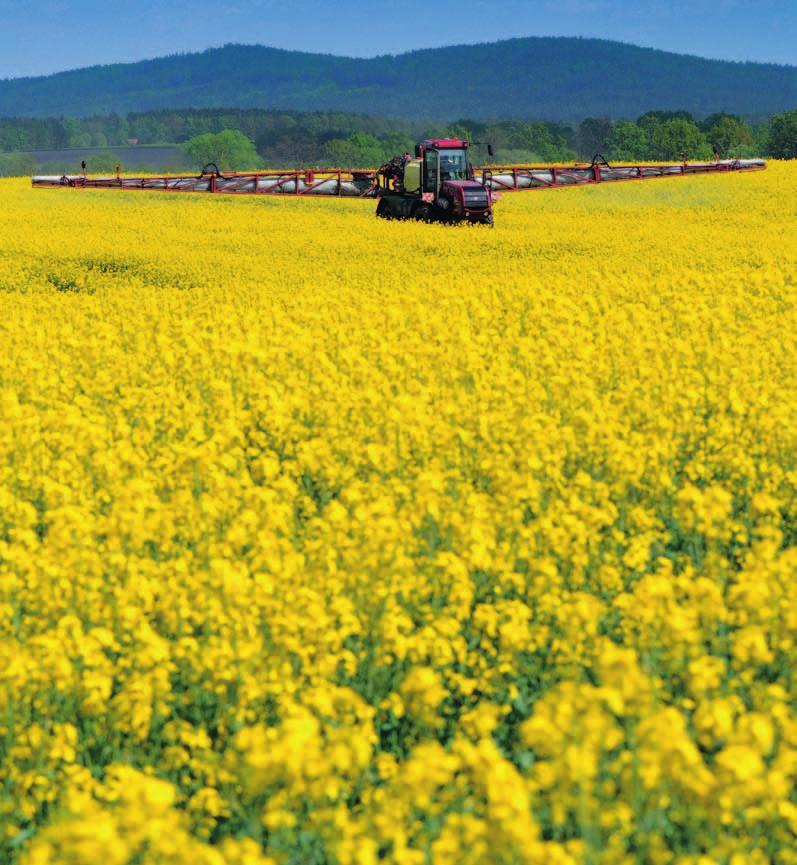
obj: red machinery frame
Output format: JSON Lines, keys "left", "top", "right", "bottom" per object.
{"left": 479, "top": 160, "right": 765, "bottom": 193}
{"left": 33, "top": 167, "right": 381, "bottom": 196}
{"left": 32, "top": 159, "right": 765, "bottom": 198}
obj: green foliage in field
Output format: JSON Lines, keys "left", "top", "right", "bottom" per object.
{"left": 768, "top": 110, "right": 797, "bottom": 159}
{"left": 0, "top": 151, "right": 36, "bottom": 177}
{"left": 181, "top": 129, "right": 260, "bottom": 171}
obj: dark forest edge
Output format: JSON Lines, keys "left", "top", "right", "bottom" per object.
{"left": 1, "top": 40, "right": 795, "bottom": 121}
{"left": 2, "top": 107, "right": 796, "bottom": 177}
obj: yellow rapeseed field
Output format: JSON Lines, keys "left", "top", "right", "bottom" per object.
{"left": 1, "top": 164, "right": 796, "bottom": 865}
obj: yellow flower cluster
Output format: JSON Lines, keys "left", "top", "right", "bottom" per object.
{"left": 1, "top": 164, "right": 796, "bottom": 864}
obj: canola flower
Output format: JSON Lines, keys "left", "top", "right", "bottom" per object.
{"left": 0, "top": 164, "right": 796, "bottom": 864}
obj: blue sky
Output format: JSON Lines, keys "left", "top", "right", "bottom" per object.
{"left": 0, "top": 0, "right": 794, "bottom": 80}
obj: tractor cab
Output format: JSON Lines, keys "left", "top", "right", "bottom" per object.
{"left": 421, "top": 139, "right": 491, "bottom": 224}
{"left": 375, "top": 138, "right": 493, "bottom": 224}
{"left": 416, "top": 139, "right": 473, "bottom": 192}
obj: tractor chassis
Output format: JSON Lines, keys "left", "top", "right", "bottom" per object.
{"left": 376, "top": 193, "right": 492, "bottom": 225}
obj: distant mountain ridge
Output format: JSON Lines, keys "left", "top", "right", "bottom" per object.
{"left": 0, "top": 38, "right": 795, "bottom": 121}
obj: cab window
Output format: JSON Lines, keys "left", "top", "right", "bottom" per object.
{"left": 424, "top": 150, "right": 438, "bottom": 192}
{"left": 438, "top": 148, "right": 470, "bottom": 181}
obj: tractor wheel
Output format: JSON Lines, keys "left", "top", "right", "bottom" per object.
{"left": 376, "top": 199, "right": 392, "bottom": 219}
{"left": 480, "top": 213, "right": 494, "bottom": 227}
{"left": 413, "top": 203, "right": 431, "bottom": 222}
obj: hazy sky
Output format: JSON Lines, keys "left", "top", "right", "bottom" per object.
{"left": 0, "top": 0, "right": 794, "bottom": 79}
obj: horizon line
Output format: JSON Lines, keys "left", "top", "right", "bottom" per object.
{"left": 2, "top": 34, "right": 795, "bottom": 85}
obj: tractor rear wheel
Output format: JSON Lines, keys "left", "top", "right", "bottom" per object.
{"left": 376, "top": 199, "right": 392, "bottom": 219}
{"left": 413, "top": 203, "right": 431, "bottom": 222}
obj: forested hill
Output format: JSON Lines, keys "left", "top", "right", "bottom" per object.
{"left": 1, "top": 38, "right": 795, "bottom": 121}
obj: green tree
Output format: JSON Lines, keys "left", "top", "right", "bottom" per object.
{"left": 577, "top": 117, "right": 614, "bottom": 160}
{"left": 753, "top": 121, "right": 771, "bottom": 156}
{"left": 768, "top": 110, "right": 797, "bottom": 159}
{"left": 60, "top": 117, "right": 83, "bottom": 147}
{"left": 638, "top": 110, "right": 695, "bottom": 125}
{"left": 0, "top": 152, "right": 37, "bottom": 177}
{"left": 86, "top": 151, "right": 123, "bottom": 173}
{"left": 607, "top": 121, "right": 649, "bottom": 161}
{"left": 700, "top": 112, "right": 737, "bottom": 133}
{"left": 181, "top": 129, "right": 259, "bottom": 171}
{"left": 644, "top": 117, "right": 711, "bottom": 161}
{"left": 446, "top": 122, "right": 474, "bottom": 144}
{"left": 701, "top": 114, "right": 754, "bottom": 157}
{"left": 324, "top": 132, "right": 386, "bottom": 168}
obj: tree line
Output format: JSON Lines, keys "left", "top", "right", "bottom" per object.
{"left": 1, "top": 40, "right": 794, "bottom": 121}
{"left": 1, "top": 107, "right": 796, "bottom": 176}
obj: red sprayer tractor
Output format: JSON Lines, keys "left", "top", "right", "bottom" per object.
{"left": 375, "top": 139, "right": 493, "bottom": 224}
{"left": 32, "top": 137, "right": 765, "bottom": 225}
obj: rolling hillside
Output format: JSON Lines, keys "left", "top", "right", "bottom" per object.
{"left": 0, "top": 38, "right": 794, "bottom": 121}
